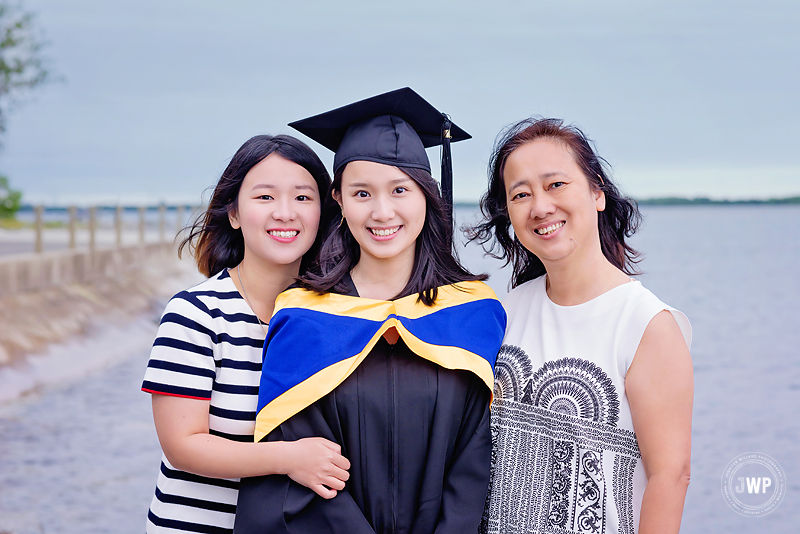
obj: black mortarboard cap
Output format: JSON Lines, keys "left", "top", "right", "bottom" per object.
{"left": 288, "top": 87, "right": 470, "bottom": 212}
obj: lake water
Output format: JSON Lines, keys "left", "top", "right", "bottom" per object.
{"left": 1, "top": 204, "right": 798, "bottom": 533}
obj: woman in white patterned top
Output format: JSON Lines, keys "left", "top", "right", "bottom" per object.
{"left": 470, "top": 118, "right": 693, "bottom": 534}
{"left": 141, "top": 135, "right": 349, "bottom": 534}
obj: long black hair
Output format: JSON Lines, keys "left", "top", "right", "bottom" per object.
{"left": 468, "top": 118, "right": 641, "bottom": 288}
{"left": 179, "top": 134, "right": 332, "bottom": 277}
{"left": 301, "top": 165, "right": 485, "bottom": 305}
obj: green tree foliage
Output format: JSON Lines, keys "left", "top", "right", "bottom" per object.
{"left": 0, "top": 174, "right": 21, "bottom": 218}
{"left": 0, "top": 1, "right": 51, "bottom": 134}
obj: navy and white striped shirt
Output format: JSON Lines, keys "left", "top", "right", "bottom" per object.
{"left": 142, "top": 269, "right": 265, "bottom": 534}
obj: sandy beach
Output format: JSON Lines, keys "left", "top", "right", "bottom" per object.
{"left": 0, "top": 240, "right": 202, "bottom": 402}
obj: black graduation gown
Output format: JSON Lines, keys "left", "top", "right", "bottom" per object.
{"left": 234, "top": 279, "right": 492, "bottom": 534}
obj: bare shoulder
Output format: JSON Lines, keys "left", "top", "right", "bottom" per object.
{"left": 628, "top": 310, "right": 693, "bottom": 393}
{"left": 641, "top": 310, "right": 689, "bottom": 350}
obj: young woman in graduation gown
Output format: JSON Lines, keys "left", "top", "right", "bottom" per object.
{"left": 234, "top": 89, "right": 507, "bottom": 534}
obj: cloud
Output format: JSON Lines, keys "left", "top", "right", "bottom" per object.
{"left": 6, "top": 0, "right": 799, "bottom": 202}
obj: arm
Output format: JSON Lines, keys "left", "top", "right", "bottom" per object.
{"left": 626, "top": 310, "right": 693, "bottom": 534}
{"left": 151, "top": 394, "right": 350, "bottom": 499}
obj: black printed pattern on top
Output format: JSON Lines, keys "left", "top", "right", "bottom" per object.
{"left": 482, "top": 345, "right": 640, "bottom": 534}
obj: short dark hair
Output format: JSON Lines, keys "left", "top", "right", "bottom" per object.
{"left": 468, "top": 118, "right": 641, "bottom": 288}
{"left": 179, "top": 134, "right": 332, "bottom": 277}
{"left": 300, "top": 165, "right": 485, "bottom": 305}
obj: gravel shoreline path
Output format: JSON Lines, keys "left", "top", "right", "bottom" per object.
{"left": 0, "top": 346, "right": 160, "bottom": 534}
{"left": 0, "top": 253, "right": 202, "bottom": 534}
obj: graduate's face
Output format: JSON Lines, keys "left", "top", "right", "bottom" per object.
{"left": 338, "top": 160, "right": 426, "bottom": 265}
{"left": 503, "top": 138, "right": 605, "bottom": 267}
{"left": 229, "top": 154, "right": 321, "bottom": 268}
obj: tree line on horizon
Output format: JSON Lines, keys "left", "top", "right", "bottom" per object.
{"left": 634, "top": 196, "right": 800, "bottom": 205}
{"left": 453, "top": 196, "right": 800, "bottom": 207}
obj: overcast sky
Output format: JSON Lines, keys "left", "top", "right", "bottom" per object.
{"left": 3, "top": 0, "right": 799, "bottom": 205}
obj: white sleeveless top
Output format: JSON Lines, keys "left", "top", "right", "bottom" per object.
{"left": 481, "top": 275, "right": 691, "bottom": 534}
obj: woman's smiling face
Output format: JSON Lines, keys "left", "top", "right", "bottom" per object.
{"left": 503, "top": 137, "right": 605, "bottom": 267}
{"left": 337, "top": 160, "right": 426, "bottom": 265}
{"left": 229, "top": 153, "right": 321, "bottom": 268}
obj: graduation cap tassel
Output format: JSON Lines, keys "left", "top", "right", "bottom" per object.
{"left": 441, "top": 114, "right": 454, "bottom": 218}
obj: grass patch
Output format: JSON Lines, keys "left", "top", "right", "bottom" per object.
{"left": 0, "top": 219, "right": 67, "bottom": 229}
{"left": 0, "top": 218, "right": 27, "bottom": 229}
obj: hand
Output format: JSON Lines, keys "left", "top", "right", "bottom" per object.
{"left": 283, "top": 437, "right": 351, "bottom": 499}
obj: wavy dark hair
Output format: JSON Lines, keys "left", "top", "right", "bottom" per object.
{"left": 300, "top": 165, "right": 485, "bottom": 305}
{"left": 468, "top": 118, "right": 641, "bottom": 288}
{"left": 179, "top": 135, "right": 332, "bottom": 277}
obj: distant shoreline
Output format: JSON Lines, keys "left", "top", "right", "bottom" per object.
{"left": 634, "top": 196, "right": 800, "bottom": 206}
{"left": 15, "top": 195, "right": 800, "bottom": 211}
{"left": 454, "top": 196, "right": 800, "bottom": 208}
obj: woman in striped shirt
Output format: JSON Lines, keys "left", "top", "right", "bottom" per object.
{"left": 141, "top": 134, "right": 348, "bottom": 533}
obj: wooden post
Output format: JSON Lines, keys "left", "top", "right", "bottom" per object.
{"left": 68, "top": 206, "right": 77, "bottom": 249}
{"left": 34, "top": 205, "right": 44, "bottom": 253}
{"left": 176, "top": 205, "right": 185, "bottom": 236}
{"left": 159, "top": 204, "right": 166, "bottom": 242}
{"left": 139, "top": 206, "right": 146, "bottom": 244}
{"left": 88, "top": 206, "right": 97, "bottom": 253}
{"left": 115, "top": 205, "right": 123, "bottom": 247}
